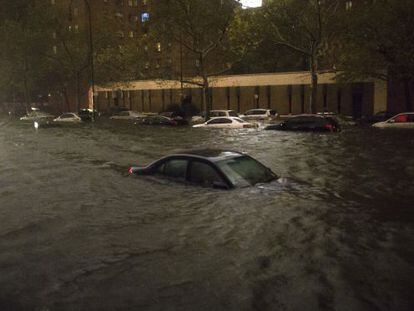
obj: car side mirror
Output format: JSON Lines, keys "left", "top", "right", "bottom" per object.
{"left": 212, "top": 181, "right": 229, "bottom": 190}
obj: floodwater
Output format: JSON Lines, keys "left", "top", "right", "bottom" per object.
{"left": 0, "top": 117, "right": 413, "bottom": 311}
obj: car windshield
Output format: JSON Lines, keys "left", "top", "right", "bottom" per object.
{"left": 216, "top": 156, "right": 276, "bottom": 187}
{"left": 233, "top": 118, "right": 246, "bottom": 123}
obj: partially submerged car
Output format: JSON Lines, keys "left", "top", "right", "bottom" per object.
{"left": 20, "top": 111, "right": 55, "bottom": 121}
{"left": 265, "top": 114, "right": 340, "bottom": 132}
{"left": 193, "top": 117, "right": 256, "bottom": 129}
{"left": 78, "top": 108, "right": 96, "bottom": 121}
{"left": 372, "top": 112, "right": 414, "bottom": 128}
{"left": 129, "top": 150, "right": 277, "bottom": 189}
{"left": 53, "top": 112, "right": 82, "bottom": 123}
{"left": 135, "top": 115, "right": 188, "bottom": 126}
{"left": 210, "top": 110, "right": 239, "bottom": 118}
{"left": 110, "top": 110, "right": 143, "bottom": 120}
{"left": 241, "top": 109, "right": 277, "bottom": 121}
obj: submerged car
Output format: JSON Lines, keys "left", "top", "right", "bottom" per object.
{"left": 129, "top": 150, "right": 277, "bottom": 189}
{"left": 372, "top": 112, "right": 414, "bottom": 128}
{"left": 53, "top": 112, "right": 82, "bottom": 123}
{"left": 265, "top": 114, "right": 340, "bottom": 132}
{"left": 241, "top": 109, "right": 278, "bottom": 121}
{"left": 78, "top": 108, "right": 96, "bottom": 121}
{"left": 135, "top": 115, "right": 188, "bottom": 126}
{"left": 210, "top": 110, "right": 239, "bottom": 118}
{"left": 110, "top": 110, "right": 143, "bottom": 120}
{"left": 20, "top": 111, "right": 55, "bottom": 121}
{"left": 193, "top": 117, "right": 256, "bottom": 129}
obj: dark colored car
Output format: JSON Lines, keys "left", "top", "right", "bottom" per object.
{"left": 135, "top": 115, "right": 188, "bottom": 126}
{"left": 364, "top": 111, "right": 395, "bottom": 124}
{"left": 265, "top": 114, "right": 340, "bottom": 132}
{"left": 78, "top": 109, "right": 96, "bottom": 121}
{"left": 129, "top": 150, "right": 277, "bottom": 189}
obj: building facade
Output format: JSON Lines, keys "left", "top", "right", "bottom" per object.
{"left": 95, "top": 71, "right": 387, "bottom": 118}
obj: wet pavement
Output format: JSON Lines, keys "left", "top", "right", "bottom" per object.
{"left": 0, "top": 117, "right": 413, "bottom": 311}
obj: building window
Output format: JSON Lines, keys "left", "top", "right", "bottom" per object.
{"left": 129, "top": 31, "right": 134, "bottom": 38}
{"left": 345, "top": 1, "right": 352, "bottom": 10}
{"left": 141, "top": 12, "right": 150, "bottom": 22}
{"left": 73, "top": 8, "right": 79, "bottom": 17}
{"left": 156, "top": 42, "right": 162, "bottom": 52}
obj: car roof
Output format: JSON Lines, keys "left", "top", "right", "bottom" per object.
{"left": 288, "top": 114, "right": 327, "bottom": 119}
{"left": 246, "top": 108, "right": 268, "bottom": 111}
{"left": 167, "top": 149, "right": 244, "bottom": 162}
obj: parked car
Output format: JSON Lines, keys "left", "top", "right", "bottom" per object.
{"left": 363, "top": 111, "right": 395, "bottom": 124}
{"left": 210, "top": 110, "right": 239, "bottom": 118}
{"left": 135, "top": 115, "right": 188, "bottom": 126}
{"left": 372, "top": 112, "right": 414, "bottom": 128}
{"left": 110, "top": 110, "right": 143, "bottom": 120}
{"left": 78, "top": 108, "right": 96, "bottom": 121}
{"left": 129, "top": 150, "right": 277, "bottom": 189}
{"left": 265, "top": 114, "right": 340, "bottom": 132}
{"left": 193, "top": 117, "right": 256, "bottom": 129}
{"left": 241, "top": 109, "right": 277, "bottom": 121}
{"left": 190, "top": 110, "right": 239, "bottom": 124}
{"left": 53, "top": 113, "right": 82, "bottom": 123}
{"left": 20, "top": 111, "right": 55, "bottom": 121}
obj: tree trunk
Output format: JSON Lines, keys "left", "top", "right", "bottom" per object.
{"left": 309, "top": 55, "right": 318, "bottom": 114}
{"left": 203, "top": 76, "right": 210, "bottom": 122}
{"left": 63, "top": 87, "right": 70, "bottom": 112}
{"left": 76, "top": 72, "right": 81, "bottom": 112}
{"left": 403, "top": 79, "right": 412, "bottom": 112}
{"left": 23, "top": 57, "right": 30, "bottom": 113}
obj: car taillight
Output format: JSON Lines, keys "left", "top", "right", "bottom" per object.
{"left": 325, "top": 124, "right": 334, "bottom": 131}
{"left": 129, "top": 167, "right": 134, "bottom": 174}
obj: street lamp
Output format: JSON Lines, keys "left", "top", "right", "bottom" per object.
{"left": 83, "top": 0, "right": 96, "bottom": 120}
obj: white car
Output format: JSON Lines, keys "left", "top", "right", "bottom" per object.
{"left": 109, "top": 110, "right": 143, "bottom": 120}
{"left": 372, "top": 112, "right": 414, "bottom": 128}
{"left": 53, "top": 113, "right": 82, "bottom": 123}
{"left": 193, "top": 117, "right": 256, "bottom": 129}
{"left": 241, "top": 109, "right": 278, "bottom": 121}
{"left": 20, "top": 111, "right": 55, "bottom": 121}
{"left": 210, "top": 110, "right": 239, "bottom": 118}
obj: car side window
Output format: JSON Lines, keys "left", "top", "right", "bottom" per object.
{"left": 394, "top": 114, "right": 408, "bottom": 123}
{"left": 189, "top": 161, "right": 222, "bottom": 186}
{"left": 408, "top": 115, "right": 414, "bottom": 122}
{"left": 162, "top": 159, "right": 188, "bottom": 180}
{"left": 207, "top": 118, "right": 232, "bottom": 124}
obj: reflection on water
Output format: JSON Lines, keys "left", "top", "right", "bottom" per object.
{"left": 0, "top": 117, "right": 413, "bottom": 311}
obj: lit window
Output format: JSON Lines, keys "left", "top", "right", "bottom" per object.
{"left": 345, "top": 1, "right": 352, "bottom": 10}
{"left": 53, "top": 46, "right": 57, "bottom": 54}
{"left": 156, "top": 42, "right": 162, "bottom": 52}
{"left": 129, "top": 31, "right": 134, "bottom": 38}
{"left": 141, "top": 12, "right": 150, "bottom": 22}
